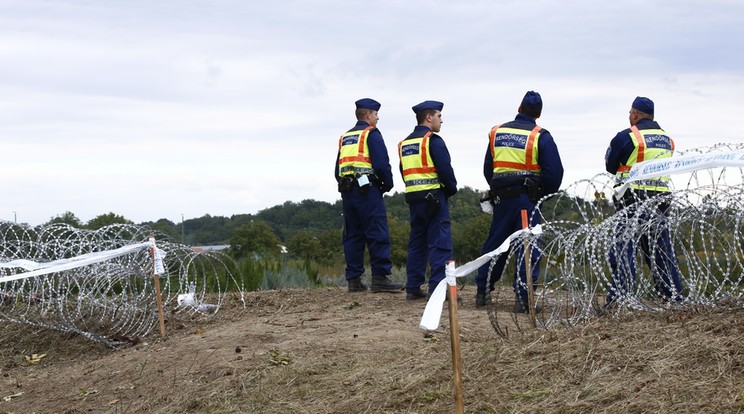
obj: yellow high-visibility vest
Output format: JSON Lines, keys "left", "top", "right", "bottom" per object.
{"left": 338, "top": 126, "right": 374, "bottom": 177}
{"left": 398, "top": 132, "right": 441, "bottom": 193}
{"left": 616, "top": 125, "right": 674, "bottom": 192}
{"left": 489, "top": 124, "right": 542, "bottom": 178}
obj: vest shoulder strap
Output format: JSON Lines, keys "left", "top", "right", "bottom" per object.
{"left": 630, "top": 125, "right": 646, "bottom": 163}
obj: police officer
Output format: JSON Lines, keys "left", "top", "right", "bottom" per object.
{"left": 605, "top": 96, "right": 684, "bottom": 305}
{"left": 398, "top": 100, "right": 458, "bottom": 300}
{"left": 335, "top": 98, "right": 402, "bottom": 293}
{"left": 475, "top": 91, "right": 564, "bottom": 313}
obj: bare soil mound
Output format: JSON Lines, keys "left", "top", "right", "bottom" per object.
{"left": 1, "top": 287, "right": 743, "bottom": 413}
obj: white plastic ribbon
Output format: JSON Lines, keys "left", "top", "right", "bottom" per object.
{"left": 149, "top": 237, "right": 167, "bottom": 275}
{"left": 153, "top": 247, "right": 166, "bottom": 275}
{"left": 0, "top": 240, "right": 157, "bottom": 284}
{"left": 614, "top": 150, "right": 744, "bottom": 198}
{"left": 419, "top": 224, "right": 543, "bottom": 330}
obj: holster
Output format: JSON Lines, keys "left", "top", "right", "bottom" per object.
{"left": 524, "top": 178, "right": 543, "bottom": 203}
{"left": 479, "top": 190, "right": 497, "bottom": 205}
{"left": 615, "top": 189, "right": 670, "bottom": 212}
{"left": 337, "top": 176, "right": 355, "bottom": 193}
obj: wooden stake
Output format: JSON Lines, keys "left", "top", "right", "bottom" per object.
{"left": 149, "top": 237, "right": 166, "bottom": 337}
{"left": 446, "top": 262, "right": 465, "bottom": 414}
{"left": 521, "top": 210, "right": 536, "bottom": 327}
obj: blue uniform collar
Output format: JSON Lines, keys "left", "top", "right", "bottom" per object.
{"left": 634, "top": 118, "right": 660, "bottom": 129}
{"left": 515, "top": 113, "right": 536, "bottom": 123}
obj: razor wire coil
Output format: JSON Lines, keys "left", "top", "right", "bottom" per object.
{"left": 0, "top": 223, "right": 244, "bottom": 345}
{"left": 485, "top": 143, "right": 744, "bottom": 332}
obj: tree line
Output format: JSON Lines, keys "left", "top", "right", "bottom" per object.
{"left": 44, "top": 187, "right": 590, "bottom": 268}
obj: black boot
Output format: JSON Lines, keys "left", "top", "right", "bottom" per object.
{"left": 406, "top": 289, "right": 427, "bottom": 301}
{"left": 475, "top": 291, "right": 492, "bottom": 308}
{"left": 347, "top": 277, "right": 367, "bottom": 292}
{"left": 513, "top": 298, "right": 542, "bottom": 314}
{"left": 370, "top": 275, "right": 403, "bottom": 293}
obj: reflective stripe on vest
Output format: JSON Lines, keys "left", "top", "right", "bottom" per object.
{"left": 398, "top": 132, "right": 441, "bottom": 193}
{"left": 489, "top": 124, "right": 542, "bottom": 175}
{"left": 338, "top": 126, "right": 374, "bottom": 177}
{"left": 616, "top": 125, "right": 675, "bottom": 192}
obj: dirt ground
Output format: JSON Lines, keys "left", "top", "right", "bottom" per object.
{"left": 1, "top": 286, "right": 744, "bottom": 414}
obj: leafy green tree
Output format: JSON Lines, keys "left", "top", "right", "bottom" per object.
{"left": 540, "top": 194, "right": 594, "bottom": 223}
{"left": 230, "top": 220, "right": 282, "bottom": 259}
{"left": 86, "top": 212, "right": 132, "bottom": 230}
{"left": 46, "top": 211, "right": 83, "bottom": 228}
{"left": 144, "top": 218, "right": 180, "bottom": 242}
{"left": 452, "top": 214, "right": 491, "bottom": 264}
{"left": 286, "top": 230, "right": 323, "bottom": 262}
{"left": 256, "top": 199, "right": 342, "bottom": 240}
{"left": 383, "top": 192, "right": 409, "bottom": 224}
{"left": 449, "top": 186, "right": 486, "bottom": 222}
{"left": 387, "top": 214, "right": 409, "bottom": 267}
{"left": 229, "top": 214, "right": 257, "bottom": 231}
{"left": 184, "top": 214, "right": 233, "bottom": 245}
{"left": 316, "top": 228, "right": 343, "bottom": 264}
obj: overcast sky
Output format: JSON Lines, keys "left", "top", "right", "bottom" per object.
{"left": 2, "top": 0, "right": 743, "bottom": 226}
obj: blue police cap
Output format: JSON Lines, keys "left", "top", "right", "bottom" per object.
{"left": 355, "top": 98, "right": 381, "bottom": 111}
{"left": 519, "top": 91, "right": 543, "bottom": 116}
{"left": 412, "top": 100, "right": 444, "bottom": 114}
{"left": 632, "top": 96, "right": 654, "bottom": 115}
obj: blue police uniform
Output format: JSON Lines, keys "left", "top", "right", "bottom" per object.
{"left": 335, "top": 99, "right": 395, "bottom": 286}
{"left": 399, "top": 101, "right": 458, "bottom": 297}
{"left": 475, "top": 91, "right": 564, "bottom": 308}
{"left": 605, "top": 96, "right": 683, "bottom": 304}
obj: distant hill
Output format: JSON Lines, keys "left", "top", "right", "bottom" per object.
{"left": 142, "top": 187, "right": 487, "bottom": 246}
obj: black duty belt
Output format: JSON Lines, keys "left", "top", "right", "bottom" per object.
{"left": 491, "top": 186, "right": 527, "bottom": 198}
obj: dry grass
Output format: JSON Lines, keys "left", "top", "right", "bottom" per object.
{"left": 1, "top": 288, "right": 744, "bottom": 413}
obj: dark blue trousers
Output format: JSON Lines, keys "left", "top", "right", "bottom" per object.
{"left": 341, "top": 185, "right": 393, "bottom": 279}
{"left": 475, "top": 194, "right": 541, "bottom": 303}
{"left": 405, "top": 191, "right": 452, "bottom": 293}
{"left": 608, "top": 200, "right": 683, "bottom": 303}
